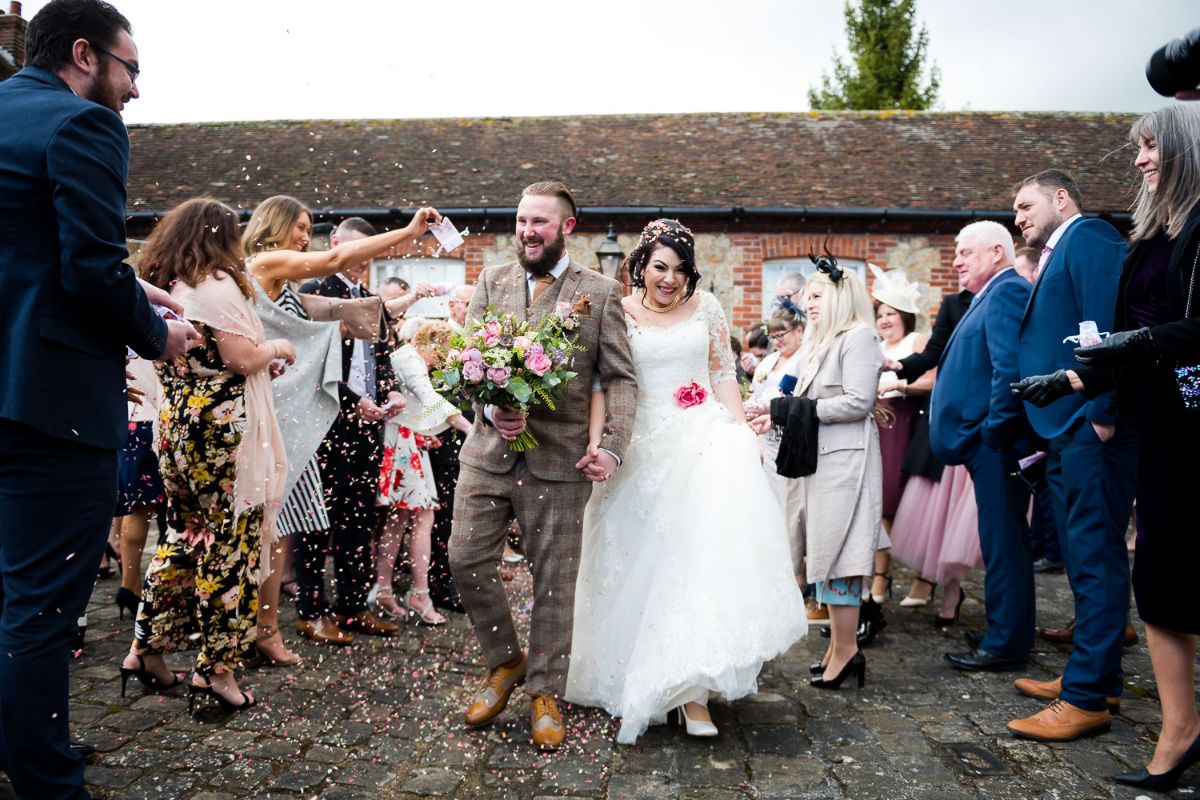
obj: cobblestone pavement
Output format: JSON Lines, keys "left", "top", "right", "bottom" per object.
{"left": 2, "top": 553, "right": 1198, "bottom": 800}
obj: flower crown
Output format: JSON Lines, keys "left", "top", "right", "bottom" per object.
{"left": 637, "top": 218, "right": 694, "bottom": 251}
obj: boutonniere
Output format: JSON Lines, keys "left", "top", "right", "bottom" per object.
{"left": 572, "top": 293, "right": 591, "bottom": 316}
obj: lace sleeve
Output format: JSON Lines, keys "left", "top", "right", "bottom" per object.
{"left": 701, "top": 293, "right": 738, "bottom": 385}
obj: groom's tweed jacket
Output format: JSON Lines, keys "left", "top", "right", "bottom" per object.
{"left": 458, "top": 258, "right": 638, "bottom": 480}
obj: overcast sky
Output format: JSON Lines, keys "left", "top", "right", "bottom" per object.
{"left": 17, "top": 0, "right": 1196, "bottom": 123}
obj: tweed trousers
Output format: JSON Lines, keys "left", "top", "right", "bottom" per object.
{"left": 449, "top": 459, "right": 593, "bottom": 697}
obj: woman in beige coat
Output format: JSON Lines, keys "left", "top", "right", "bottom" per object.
{"left": 755, "top": 259, "right": 882, "bottom": 689}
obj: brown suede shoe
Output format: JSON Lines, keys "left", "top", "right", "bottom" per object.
{"left": 1013, "top": 675, "right": 1120, "bottom": 712}
{"left": 334, "top": 610, "right": 400, "bottom": 637}
{"left": 1007, "top": 699, "right": 1111, "bottom": 741}
{"left": 464, "top": 654, "right": 527, "bottom": 728}
{"left": 1038, "top": 619, "right": 1139, "bottom": 648}
{"left": 530, "top": 694, "right": 565, "bottom": 750}
{"left": 296, "top": 617, "right": 353, "bottom": 646}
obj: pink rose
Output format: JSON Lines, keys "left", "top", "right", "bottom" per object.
{"left": 525, "top": 351, "right": 553, "bottom": 376}
{"left": 487, "top": 366, "right": 511, "bottom": 387}
{"left": 674, "top": 381, "right": 708, "bottom": 409}
{"left": 484, "top": 321, "right": 502, "bottom": 338}
{"left": 484, "top": 333, "right": 500, "bottom": 348}
{"left": 447, "top": 348, "right": 461, "bottom": 362}
{"left": 554, "top": 301, "right": 572, "bottom": 319}
{"left": 461, "top": 347, "right": 483, "bottom": 363}
{"left": 463, "top": 361, "right": 485, "bottom": 383}
{"left": 513, "top": 336, "right": 532, "bottom": 350}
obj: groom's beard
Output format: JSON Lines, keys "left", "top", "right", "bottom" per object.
{"left": 517, "top": 225, "right": 566, "bottom": 277}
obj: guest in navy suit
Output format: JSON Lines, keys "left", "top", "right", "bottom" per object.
{"left": 930, "top": 222, "right": 1034, "bottom": 673}
{"left": 0, "top": 1, "right": 196, "bottom": 796}
{"left": 1007, "top": 170, "right": 1137, "bottom": 743}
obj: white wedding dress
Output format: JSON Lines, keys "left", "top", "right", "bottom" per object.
{"left": 565, "top": 292, "right": 808, "bottom": 744}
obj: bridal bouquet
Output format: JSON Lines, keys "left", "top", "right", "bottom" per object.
{"left": 433, "top": 304, "right": 584, "bottom": 451}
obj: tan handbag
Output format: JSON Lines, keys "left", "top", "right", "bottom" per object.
{"left": 296, "top": 293, "right": 387, "bottom": 341}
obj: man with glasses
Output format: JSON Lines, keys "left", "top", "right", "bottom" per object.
{"left": 0, "top": 1, "right": 197, "bottom": 796}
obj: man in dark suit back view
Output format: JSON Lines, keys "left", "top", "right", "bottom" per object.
{"left": 0, "top": 2, "right": 196, "bottom": 796}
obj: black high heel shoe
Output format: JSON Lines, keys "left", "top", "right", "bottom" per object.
{"left": 933, "top": 590, "right": 965, "bottom": 629}
{"left": 115, "top": 587, "right": 140, "bottom": 620}
{"left": 119, "top": 654, "right": 183, "bottom": 697}
{"left": 1112, "top": 732, "right": 1200, "bottom": 791}
{"left": 809, "top": 660, "right": 828, "bottom": 675}
{"left": 810, "top": 651, "right": 866, "bottom": 689}
{"left": 188, "top": 674, "right": 257, "bottom": 714}
{"left": 97, "top": 543, "right": 121, "bottom": 580}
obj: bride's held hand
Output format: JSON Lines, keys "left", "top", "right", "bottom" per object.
{"left": 750, "top": 414, "right": 772, "bottom": 434}
{"left": 576, "top": 445, "right": 616, "bottom": 482}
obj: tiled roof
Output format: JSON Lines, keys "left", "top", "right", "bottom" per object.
{"left": 126, "top": 111, "right": 1141, "bottom": 215}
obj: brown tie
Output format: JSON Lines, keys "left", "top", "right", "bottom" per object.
{"left": 532, "top": 274, "right": 555, "bottom": 302}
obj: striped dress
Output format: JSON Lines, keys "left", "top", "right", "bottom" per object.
{"left": 274, "top": 284, "right": 331, "bottom": 535}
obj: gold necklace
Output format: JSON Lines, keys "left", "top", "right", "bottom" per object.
{"left": 640, "top": 289, "right": 682, "bottom": 314}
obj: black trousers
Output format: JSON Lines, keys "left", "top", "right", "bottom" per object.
{"left": 0, "top": 418, "right": 116, "bottom": 799}
{"left": 427, "top": 428, "right": 465, "bottom": 609}
{"left": 313, "top": 412, "right": 382, "bottom": 617}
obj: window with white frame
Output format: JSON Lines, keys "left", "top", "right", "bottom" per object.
{"left": 761, "top": 257, "right": 867, "bottom": 317}
{"left": 370, "top": 257, "right": 466, "bottom": 317}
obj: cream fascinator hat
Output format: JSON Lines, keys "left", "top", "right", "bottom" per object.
{"left": 869, "top": 264, "right": 922, "bottom": 315}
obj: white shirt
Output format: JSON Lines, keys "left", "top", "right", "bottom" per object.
{"left": 336, "top": 273, "right": 371, "bottom": 399}
{"left": 1043, "top": 213, "right": 1082, "bottom": 253}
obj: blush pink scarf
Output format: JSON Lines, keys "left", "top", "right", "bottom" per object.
{"left": 172, "top": 272, "right": 288, "bottom": 574}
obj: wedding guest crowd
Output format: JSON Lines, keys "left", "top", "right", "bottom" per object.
{"left": 5, "top": 0, "right": 1200, "bottom": 793}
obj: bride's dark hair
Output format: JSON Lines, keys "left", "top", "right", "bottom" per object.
{"left": 625, "top": 218, "right": 700, "bottom": 300}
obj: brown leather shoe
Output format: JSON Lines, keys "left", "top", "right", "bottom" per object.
{"left": 1038, "top": 619, "right": 1075, "bottom": 643}
{"left": 334, "top": 610, "right": 400, "bottom": 637}
{"left": 1038, "top": 619, "right": 1139, "bottom": 648}
{"left": 464, "top": 654, "right": 527, "bottom": 728}
{"left": 530, "top": 694, "right": 565, "bottom": 750}
{"left": 296, "top": 617, "right": 353, "bottom": 646}
{"left": 1013, "top": 675, "right": 1120, "bottom": 713}
{"left": 1007, "top": 699, "right": 1111, "bottom": 741}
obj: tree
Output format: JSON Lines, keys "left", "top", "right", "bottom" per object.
{"left": 808, "top": 0, "right": 940, "bottom": 111}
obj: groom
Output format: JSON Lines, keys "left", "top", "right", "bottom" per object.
{"left": 449, "top": 181, "right": 637, "bottom": 749}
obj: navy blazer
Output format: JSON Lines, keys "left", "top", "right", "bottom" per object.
{"left": 1018, "top": 217, "right": 1125, "bottom": 439}
{"left": 0, "top": 67, "right": 165, "bottom": 449}
{"left": 930, "top": 269, "right": 1030, "bottom": 465}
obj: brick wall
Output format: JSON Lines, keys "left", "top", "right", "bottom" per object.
{"left": 456, "top": 229, "right": 964, "bottom": 334}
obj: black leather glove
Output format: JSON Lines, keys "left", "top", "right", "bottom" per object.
{"left": 1074, "top": 327, "right": 1153, "bottom": 367}
{"left": 1011, "top": 370, "right": 1076, "bottom": 407}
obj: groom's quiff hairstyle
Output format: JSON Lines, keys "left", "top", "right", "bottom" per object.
{"left": 521, "top": 181, "right": 577, "bottom": 221}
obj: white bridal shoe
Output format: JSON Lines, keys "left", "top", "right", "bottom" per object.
{"left": 675, "top": 703, "right": 719, "bottom": 737}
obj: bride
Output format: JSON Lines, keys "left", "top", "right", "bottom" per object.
{"left": 565, "top": 219, "right": 807, "bottom": 744}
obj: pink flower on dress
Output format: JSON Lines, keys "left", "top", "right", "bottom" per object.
{"left": 674, "top": 381, "right": 708, "bottom": 409}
